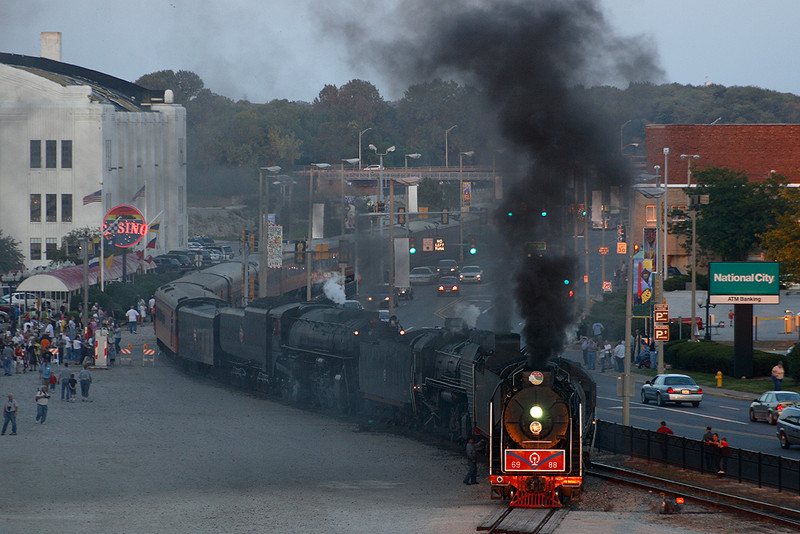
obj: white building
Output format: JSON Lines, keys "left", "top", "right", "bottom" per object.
{"left": 0, "top": 33, "right": 187, "bottom": 269}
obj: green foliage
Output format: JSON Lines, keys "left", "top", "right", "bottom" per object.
{"left": 664, "top": 339, "right": 791, "bottom": 378}
{"left": 0, "top": 230, "right": 24, "bottom": 273}
{"left": 663, "top": 272, "right": 708, "bottom": 292}
{"left": 77, "top": 272, "right": 181, "bottom": 319}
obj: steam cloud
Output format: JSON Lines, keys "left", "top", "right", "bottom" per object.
{"left": 337, "top": 0, "right": 662, "bottom": 365}
{"left": 454, "top": 303, "right": 481, "bottom": 329}
{"left": 322, "top": 273, "right": 347, "bottom": 304}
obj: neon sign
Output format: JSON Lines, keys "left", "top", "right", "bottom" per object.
{"left": 103, "top": 205, "right": 148, "bottom": 248}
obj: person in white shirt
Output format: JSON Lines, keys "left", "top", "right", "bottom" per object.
{"left": 613, "top": 340, "right": 626, "bottom": 372}
{"left": 125, "top": 306, "right": 139, "bottom": 334}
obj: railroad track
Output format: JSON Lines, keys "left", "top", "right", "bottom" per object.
{"left": 588, "top": 461, "right": 800, "bottom": 530}
{"left": 478, "top": 506, "right": 566, "bottom": 534}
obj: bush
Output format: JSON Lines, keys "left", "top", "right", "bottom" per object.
{"left": 70, "top": 272, "right": 181, "bottom": 321}
{"left": 664, "top": 339, "right": 794, "bottom": 378}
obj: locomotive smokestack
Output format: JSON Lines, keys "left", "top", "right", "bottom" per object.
{"left": 335, "top": 0, "right": 662, "bottom": 364}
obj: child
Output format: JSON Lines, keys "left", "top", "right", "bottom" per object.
{"left": 68, "top": 374, "right": 77, "bottom": 402}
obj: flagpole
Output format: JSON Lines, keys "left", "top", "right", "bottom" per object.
{"left": 100, "top": 181, "right": 105, "bottom": 291}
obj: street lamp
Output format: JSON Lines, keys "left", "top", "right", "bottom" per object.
{"left": 307, "top": 162, "right": 331, "bottom": 301}
{"left": 459, "top": 150, "right": 474, "bottom": 263}
{"left": 698, "top": 297, "right": 716, "bottom": 340}
{"left": 405, "top": 153, "right": 421, "bottom": 172}
{"left": 445, "top": 125, "right": 457, "bottom": 168}
{"left": 258, "top": 165, "right": 281, "bottom": 298}
{"left": 358, "top": 128, "right": 372, "bottom": 171}
{"left": 663, "top": 148, "right": 669, "bottom": 291}
{"left": 368, "top": 143, "right": 395, "bottom": 204}
{"left": 681, "top": 154, "right": 700, "bottom": 341}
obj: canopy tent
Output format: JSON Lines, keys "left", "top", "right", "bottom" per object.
{"left": 17, "top": 255, "right": 149, "bottom": 293}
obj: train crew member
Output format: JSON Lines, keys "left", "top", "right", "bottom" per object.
{"left": 463, "top": 438, "right": 478, "bottom": 485}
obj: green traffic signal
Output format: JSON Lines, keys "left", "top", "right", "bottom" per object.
{"left": 541, "top": 211, "right": 547, "bottom": 217}
{"left": 469, "top": 247, "right": 477, "bottom": 255}
{"left": 563, "top": 279, "right": 570, "bottom": 285}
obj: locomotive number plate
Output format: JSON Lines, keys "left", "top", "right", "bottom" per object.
{"left": 504, "top": 449, "right": 566, "bottom": 472}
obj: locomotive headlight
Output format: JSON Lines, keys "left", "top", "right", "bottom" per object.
{"left": 529, "top": 405, "right": 543, "bottom": 419}
{"left": 529, "top": 421, "right": 542, "bottom": 434}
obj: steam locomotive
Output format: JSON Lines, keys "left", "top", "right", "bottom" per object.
{"left": 154, "top": 262, "right": 595, "bottom": 507}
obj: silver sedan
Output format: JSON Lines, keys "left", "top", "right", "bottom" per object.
{"left": 641, "top": 374, "right": 703, "bottom": 407}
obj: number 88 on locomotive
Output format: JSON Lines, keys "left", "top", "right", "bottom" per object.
{"left": 486, "top": 361, "right": 594, "bottom": 508}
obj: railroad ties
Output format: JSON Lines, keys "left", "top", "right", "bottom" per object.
{"left": 477, "top": 506, "right": 567, "bottom": 533}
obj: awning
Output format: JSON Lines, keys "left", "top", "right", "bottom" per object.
{"left": 17, "top": 255, "right": 148, "bottom": 293}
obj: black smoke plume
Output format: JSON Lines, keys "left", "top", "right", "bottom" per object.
{"left": 334, "top": 0, "right": 662, "bottom": 363}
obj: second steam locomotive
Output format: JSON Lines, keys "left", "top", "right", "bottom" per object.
{"left": 154, "top": 262, "right": 595, "bottom": 507}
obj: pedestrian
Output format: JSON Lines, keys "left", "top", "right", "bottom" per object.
{"left": 78, "top": 365, "right": 92, "bottom": 401}
{"left": 772, "top": 361, "right": 785, "bottom": 391}
{"left": 601, "top": 340, "right": 612, "bottom": 372}
{"left": 656, "top": 421, "right": 674, "bottom": 434}
{"left": 68, "top": 374, "right": 77, "bottom": 402}
{"left": 2, "top": 393, "right": 18, "bottom": 435}
{"left": 728, "top": 309, "right": 734, "bottom": 327}
{"left": 125, "top": 306, "right": 139, "bottom": 334}
{"left": 580, "top": 336, "right": 589, "bottom": 368}
{"left": 718, "top": 437, "right": 730, "bottom": 475}
{"left": 702, "top": 426, "right": 714, "bottom": 472}
{"left": 463, "top": 438, "right": 478, "bottom": 485}
{"left": 59, "top": 363, "right": 72, "bottom": 401}
{"left": 2, "top": 342, "right": 13, "bottom": 375}
{"left": 35, "top": 386, "right": 49, "bottom": 424}
{"left": 149, "top": 296, "right": 155, "bottom": 323}
{"left": 39, "top": 359, "right": 52, "bottom": 388}
{"left": 586, "top": 337, "right": 598, "bottom": 371}
{"left": 72, "top": 336, "right": 82, "bottom": 363}
{"left": 709, "top": 433, "right": 720, "bottom": 474}
{"left": 592, "top": 322, "right": 605, "bottom": 337}
{"left": 113, "top": 323, "right": 122, "bottom": 355}
{"left": 613, "top": 339, "right": 626, "bottom": 372}
{"left": 138, "top": 298, "right": 147, "bottom": 325}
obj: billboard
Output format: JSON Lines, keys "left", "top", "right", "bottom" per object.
{"left": 709, "top": 262, "right": 780, "bottom": 304}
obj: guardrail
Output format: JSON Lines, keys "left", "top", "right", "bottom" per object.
{"left": 594, "top": 419, "right": 800, "bottom": 494}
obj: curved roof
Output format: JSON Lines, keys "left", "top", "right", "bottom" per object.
{"left": 17, "top": 256, "right": 148, "bottom": 293}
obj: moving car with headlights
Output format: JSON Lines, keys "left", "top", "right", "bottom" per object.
{"left": 436, "top": 259, "right": 459, "bottom": 276}
{"left": 409, "top": 266, "right": 437, "bottom": 285}
{"left": 459, "top": 265, "right": 483, "bottom": 283}
{"left": 640, "top": 374, "right": 703, "bottom": 407}
{"left": 777, "top": 407, "right": 800, "bottom": 449}
{"left": 437, "top": 276, "right": 460, "bottom": 296}
{"left": 750, "top": 391, "right": 800, "bottom": 424}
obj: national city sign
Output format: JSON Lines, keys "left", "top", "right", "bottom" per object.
{"left": 709, "top": 262, "right": 780, "bottom": 304}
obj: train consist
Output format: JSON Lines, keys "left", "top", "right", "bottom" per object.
{"left": 154, "top": 262, "right": 595, "bottom": 507}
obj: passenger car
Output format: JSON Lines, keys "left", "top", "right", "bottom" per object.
{"left": 337, "top": 300, "right": 363, "bottom": 310}
{"left": 153, "top": 256, "right": 181, "bottom": 273}
{"left": 750, "top": 391, "right": 800, "bottom": 424}
{"left": 409, "top": 266, "right": 436, "bottom": 285}
{"left": 363, "top": 164, "right": 383, "bottom": 171}
{"left": 437, "top": 276, "right": 460, "bottom": 296}
{"left": 777, "top": 407, "right": 800, "bottom": 448}
{"left": 640, "top": 374, "right": 703, "bottom": 407}
{"left": 395, "top": 286, "right": 414, "bottom": 300}
{"left": 459, "top": 265, "right": 483, "bottom": 283}
{"left": 2, "top": 292, "right": 56, "bottom": 309}
{"left": 436, "top": 259, "right": 459, "bottom": 276}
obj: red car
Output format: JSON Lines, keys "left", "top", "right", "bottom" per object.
{"left": 437, "top": 276, "right": 460, "bottom": 296}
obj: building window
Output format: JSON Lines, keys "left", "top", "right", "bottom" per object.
{"left": 645, "top": 205, "right": 656, "bottom": 224}
{"left": 46, "top": 238, "right": 57, "bottom": 259}
{"left": 179, "top": 186, "right": 184, "bottom": 212}
{"left": 30, "top": 140, "right": 41, "bottom": 168}
{"left": 30, "top": 238, "right": 42, "bottom": 260}
{"left": 46, "top": 194, "right": 57, "bottom": 222}
{"left": 46, "top": 140, "right": 57, "bottom": 168}
{"left": 30, "top": 194, "right": 41, "bottom": 222}
{"left": 105, "top": 140, "right": 112, "bottom": 170}
{"left": 61, "top": 140, "right": 73, "bottom": 168}
{"left": 61, "top": 194, "right": 72, "bottom": 222}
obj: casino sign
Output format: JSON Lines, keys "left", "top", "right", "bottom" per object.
{"left": 103, "top": 205, "right": 148, "bottom": 248}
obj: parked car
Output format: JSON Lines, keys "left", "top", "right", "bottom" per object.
{"left": 667, "top": 266, "right": 684, "bottom": 278}
{"left": 153, "top": 256, "right": 181, "bottom": 273}
{"left": 409, "top": 266, "right": 437, "bottom": 285}
{"left": 218, "top": 245, "right": 234, "bottom": 260}
{"left": 640, "top": 374, "right": 703, "bottom": 407}
{"left": 777, "top": 407, "right": 800, "bottom": 448}
{"left": 436, "top": 259, "right": 459, "bottom": 276}
{"left": 165, "top": 253, "right": 194, "bottom": 271}
{"left": 437, "top": 276, "right": 460, "bottom": 296}
{"left": 337, "top": 300, "right": 363, "bottom": 310}
{"left": 750, "top": 391, "right": 800, "bottom": 424}
{"left": 459, "top": 265, "right": 483, "bottom": 283}
{"left": 204, "top": 248, "right": 221, "bottom": 263}
{"left": 363, "top": 164, "right": 383, "bottom": 171}
{"left": 1, "top": 292, "right": 55, "bottom": 309}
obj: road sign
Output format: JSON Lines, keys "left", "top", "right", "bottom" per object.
{"left": 434, "top": 238, "right": 445, "bottom": 252}
{"left": 504, "top": 449, "right": 566, "bottom": 472}
{"left": 599, "top": 246, "right": 609, "bottom": 255}
{"left": 617, "top": 242, "right": 627, "bottom": 254}
{"left": 654, "top": 324, "right": 670, "bottom": 341}
{"left": 654, "top": 304, "right": 669, "bottom": 323}
{"left": 602, "top": 281, "right": 612, "bottom": 292}
{"left": 422, "top": 238, "right": 434, "bottom": 252}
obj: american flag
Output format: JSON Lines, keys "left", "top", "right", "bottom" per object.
{"left": 132, "top": 185, "right": 145, "bottom": 201}
{"left": 82, "top": 190, "right": 102, "bottom": 205}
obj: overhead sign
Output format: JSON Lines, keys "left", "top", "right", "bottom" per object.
{"left": 434, "top": 238, "right": 445, "bottom": 252}
{"left": 709, "top": 262, "right": 780, "bottom": 304}
{"left": 103, "top": 205, "right": 147, "bottom": 248}
{"left": 504, "top": 449, "right": 565, "bottom": 472}
{"left": 654, "top": 304, "right": 669, "bottom": 323}
{"left": 422, "top": 238, "right": 434, "bottom": 252}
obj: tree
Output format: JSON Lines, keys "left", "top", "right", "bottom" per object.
{"left": 0, "top": 230, "right": 24, "bottom": 272}
{"left": 136, "top": 70, "right": 204, "bottom": 104}
{"left": 50, "top": 227, "right": 102, "bottom": 264}
{"left": 761, "top": 209, "right": 800, "bottom": 283}
{"left": 669, "top": 168, "right": 793, "bottom": 261}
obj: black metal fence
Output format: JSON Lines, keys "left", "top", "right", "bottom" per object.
{"left": 594, "top": 419, "right": 800, "bottom": 494}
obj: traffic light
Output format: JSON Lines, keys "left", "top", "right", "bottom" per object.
{"left": 397, "top": 207, "right": 406, "bottom": 225}
{"left": 617, "top": 224, "right": 626, "bottom": 242}
{"left": 469, "top": 236, "right": 477, "bottom": 255}
{"left": 442, "top": 208, "right": 449, "bottom": 225}
{"left": 564, "top": 278, "right": 574, "bottom": 297}
{"left": 294, "top": 241, "right": 306, "bottom": 264}
{"left": 541, "top": 210, "right": 547, "bottom": 217}
{"left": 633, "top": 243, "right": 641, "bottom": 254}
{"left": 409, "top": 237, "right": 416, "bottom": 254}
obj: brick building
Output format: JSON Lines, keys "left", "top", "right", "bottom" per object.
{"left": 633, "top": 124, "right": 800, "bottom": 274}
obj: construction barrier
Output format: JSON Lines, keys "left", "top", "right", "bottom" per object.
{"left": 49, "top": 347, "right": 60, "bottom": 364}
{"left": 118, "top": 344, "right": 133, "bottom": 366}
{"left": 142, "top": 344, "right": 155, "bottom": 367}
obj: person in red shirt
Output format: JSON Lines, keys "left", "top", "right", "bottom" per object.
{"left": 656, "top": 421, "right": 674, "bottom": 434}
{"left": 718, "top": 437, "right": 730, "bottom": 475}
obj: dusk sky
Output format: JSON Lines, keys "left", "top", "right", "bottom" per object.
{"left": 1, "top": 0, "right": 797, "bottom": 103}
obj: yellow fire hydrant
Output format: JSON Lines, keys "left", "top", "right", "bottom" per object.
{"left": 715, "top": 371, "right": 723, "bottom": 388}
